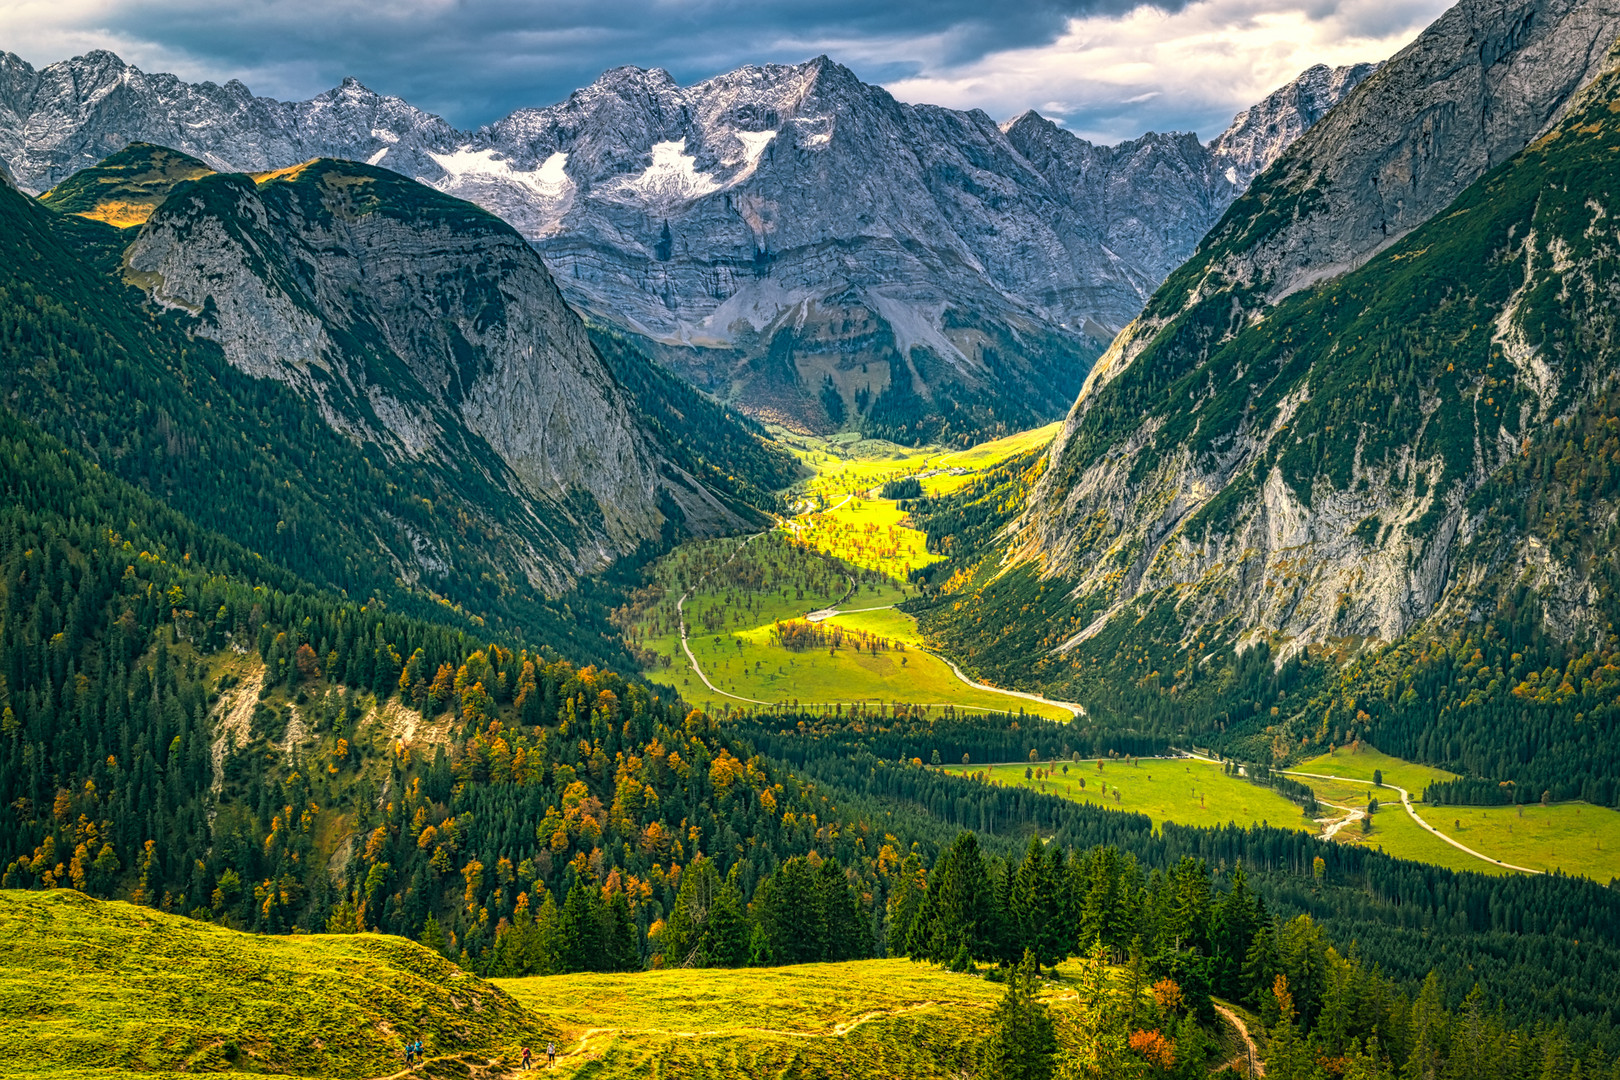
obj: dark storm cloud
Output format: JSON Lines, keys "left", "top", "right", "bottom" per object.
{"left": 76, "top": 0, "right": 1193, "bottom": 128}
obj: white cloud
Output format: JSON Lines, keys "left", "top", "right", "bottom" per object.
{"left": 879, "top": 0, "right": 1453, "bottom": 142}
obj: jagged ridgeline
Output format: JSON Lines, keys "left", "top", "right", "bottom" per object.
{"left": 0, "top": 48, "right": 1382, "bottom": 443}
{"left": 7, "top": 142, "right": 795, "bottom": 649}
{"left": 911, "top": 23, "right": 1620, "bottom": 799}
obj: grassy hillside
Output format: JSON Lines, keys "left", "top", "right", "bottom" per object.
{"left": 0, "top": 890, "right": 552, "bottom": 1079}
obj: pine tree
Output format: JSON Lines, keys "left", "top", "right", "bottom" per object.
{"left": 908, "top": 831, "right": 994, "bottom": 964}
{"left": 560, "top": 871, "right": 605, "bottom": 972}
{"left": 813, "top": 857, "right": 867, "bottom": 961}
{"left": 883, "top": 852, "right": 926, "bottom": 957}
{"left": 1013, "top": 836, "right": 1066, "bottom": 973}
{"left": 698, "top": 867, "right": 748, "bottom": 967}
{"left": 661, "top": 855, "right": 722, "bottom": 968}
{"left": 601, "top": 887, "right": 641, "bottom": 972}
{"left": 980, "top": 949, "right": 1057, "bottom": 1080}
{"left": 420, "top": 912, "right": 447, "bottom": 956}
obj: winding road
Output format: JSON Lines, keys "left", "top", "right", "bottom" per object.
{"left": 1281, "top": 769, "right": 1543, "bottom": 874}
{"left": 673, "top": 532, "right": 1084, "bottom": 718}
{"left": 1174, "top": 751, "right": 1540, "bottom": 874}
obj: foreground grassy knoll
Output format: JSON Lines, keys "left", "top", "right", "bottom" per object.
{"left": 498, "top": 959, "right": 1012, "bottom": 1077}
{"left": 1296, "top": 746, "right": 1620, "bottom": 881}
{"left": 943, "top": 757, "right": 1315, "bottom": 833}
{"left": 498, "top": 954, "right": 1178, "bottom": 1079}
{"left": 0, "top": 890, "right": 550, "bottom": 1079}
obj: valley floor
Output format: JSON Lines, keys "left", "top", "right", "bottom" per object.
{"left": 622, "top": 428, "right": 1076, "bottom": 721}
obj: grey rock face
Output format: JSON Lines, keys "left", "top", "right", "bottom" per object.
{"left": 1202, "top": 0, "right": 1620, "bottom": 309}
{"left": 125, "top": 162, "right": 745, "bottom": 591}
{"left": 0, "top": 50, "right": 1367, "bottom": 433}
{"left": 1016, "top": 0, "right": 1620, "bottom": 663}
{"left": 1208, "top": 62, "right": 1381, "bottom": 189}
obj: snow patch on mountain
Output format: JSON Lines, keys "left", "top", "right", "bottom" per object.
{"left": 429, "top": 147, "right": 573, "bottom": 198}
{"left": 615, "top": 139, "right": 720, "bottom": 205}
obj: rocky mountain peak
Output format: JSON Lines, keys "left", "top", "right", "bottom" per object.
{"left": 1208, "top": 62, "right": 1380, "bottom": 187}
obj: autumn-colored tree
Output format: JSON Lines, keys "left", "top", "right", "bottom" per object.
{"left": 428, "top": 662, "right": 456, "bottom": 714}
{"left": 293, "top": 643, "right": 321, "bottom": 681}
{"left": 1128, "top": 1029, "right": 1176, "bottom": 1072}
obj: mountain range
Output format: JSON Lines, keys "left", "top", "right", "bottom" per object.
{"left": 913, "top": 0, "right": 1620, "bottom": 799}
{"left": 0, "top": 49, "right": 1372, "bottom": 439}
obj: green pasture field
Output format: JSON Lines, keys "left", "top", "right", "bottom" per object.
{"left": 1295, "top": 744, "right": 1457, "bottom": 792}
{"left": 1292, "top": 745, "right": 1620, "bottom": 881}
{"left": 943, "top": 758, "right": 1316, "bottom": 833}
{"left": 827, "top": 605, "right": 927, "bottom": 644}
{"left": 1300, "top": 773, "right": 1512, "bottom": 876}
{"left": 0, "top": 890, "right": 550, "bottom": 1079}
{"left": 1433, "top": 802, "right": 1620, "bottom": 880}
{"left": 685, "top": 619, "right": 1073, "bottom": 720}
{"left": 919, "top": 471, "right": 976, "bottom": 496}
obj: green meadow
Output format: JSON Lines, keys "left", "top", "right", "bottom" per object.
{"left": 496, "top": 959, "right": 1008, "bottom": 1077}
{"left": 944, "top": 757, "right": 1316, "bottom": 833}
{"left": 1294, "top": 744, "right": 1620, "bottom": 881}
{"left": 1, "top": 891, "right": 1165, "bottom": 1080}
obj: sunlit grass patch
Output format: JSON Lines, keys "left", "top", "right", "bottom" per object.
{"left": 944, "top": 758, "right": 1316, "bottom": 832}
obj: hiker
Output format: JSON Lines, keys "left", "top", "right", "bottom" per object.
{"left": 547, "top": 1041, "right": 556, "bottom": 1067}
{"left": 521, "top": 1046, "right": 532, "bottom": 1070}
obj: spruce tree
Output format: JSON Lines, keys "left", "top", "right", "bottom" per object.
{"left": 699, "top": 868, "right": 748, "bottom": 967}
{"left": 909, "top": 831, "right": 994, "bottom": 964}
{"left": 420, "top": 912, "right": 447, "bottom": 956}
{"left": 560, "top": 872, "right": 605, "bottom": 972}
{"left": 980, "top": 949, "right": 1057, "bottom": 1080}
{"left": 601, "top": 887, "right": 642, "bottom": 972}
{"left": 662, "top": 855, "right": 722, "bottom": 968}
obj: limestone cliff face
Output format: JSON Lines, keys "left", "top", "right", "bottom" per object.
{"left": 125, "top": 160, "right": 745, "bottom": 590}
{"left": 1, "top": 49, "right": 1367, "bottom": 436}
{"left": 1016, "top": 0, "right": 1620, "bottom": 665}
